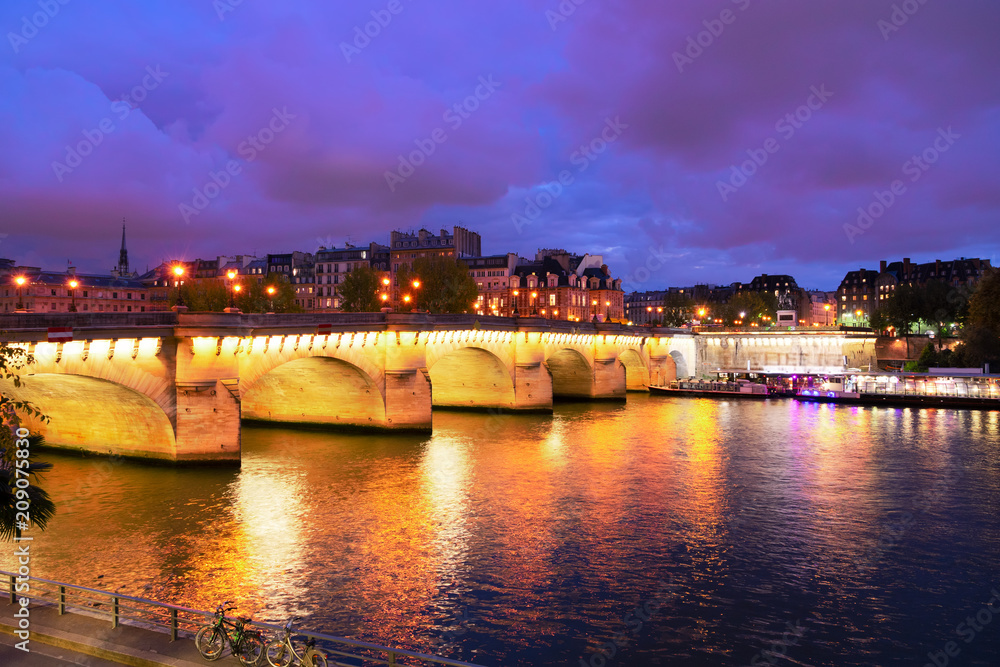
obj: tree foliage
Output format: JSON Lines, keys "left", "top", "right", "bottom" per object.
{"left": 235, "top": 273, "right": 301, "bottom": 313}
{"left": 717, "top": 291, "right": 778, "bottom": 326}
{"left": 0, "top": 339, "right": 54, "bottom": 541}
{"left": 397, "top": 256, "right": 479, "bottom": 314}
{"left": 176, "top": 274, "right": 301, "bottom": 313}
{"left": 179, "top": 280, "right": 229, "bottom": 312}
{"left": 966, "top": 268, "right": 1000, "bottom": 333}
{"left": 338, "top": 265, "right": 384, "bottom": 312}
{"left": 952, "top": 268, "right": 1000, "bottom": 368}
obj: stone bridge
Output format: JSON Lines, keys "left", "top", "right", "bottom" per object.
{"left": 0, "top": 313, "right": 695, "bottom": 464}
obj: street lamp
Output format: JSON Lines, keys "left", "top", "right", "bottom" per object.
{"left": 227, "top": 270, "right": 238, "bottom": 309}
{"left": 512, "top": 289, "right": 519, "bottom": 316}
{"left": 592, "top": 298, "right": 598, "bottom": 321}
{"left": 68, "top": 279, "right": 78, "bottom": 312}
{"left": 267, "top": 285, "right": 276, "bottom": 313}
{"left": 824, "top": 303, "right": 831, "bottom": 326}
{"left": 15, "top": 275, "right": 26, "bottom": 311}
{"left": 605, "top": 300, "right": 611, "bottom": 321}
{"left": 172, "top": 265, "right": 186, "bottom": 306}
{"left": 855, "top": 309, "right": 863, "bottom": 326}
{"left": 531, "top": 291, "right": 538, "bottom": 316}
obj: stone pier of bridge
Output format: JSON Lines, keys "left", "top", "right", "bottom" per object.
{"left": 0, "top": 313, "right": 691, "bottom": 464}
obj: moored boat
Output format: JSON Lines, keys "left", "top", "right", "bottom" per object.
{"left": 649, "top": 379, "right": 769, "bottom": 398}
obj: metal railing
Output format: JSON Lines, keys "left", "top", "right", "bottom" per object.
{"left": 856, "top": 382, "right": 1000, "bottom": 400}
{"left": 4, "top": 570, "right": 484, "bottom": 667}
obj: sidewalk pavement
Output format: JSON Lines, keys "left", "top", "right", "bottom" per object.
{"left": 1, "top": 603, "right": 245, "bottom": 666}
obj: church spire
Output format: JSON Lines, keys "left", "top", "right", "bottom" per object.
{"left": 117, "top": 218, "right": 130, "bottom": 275}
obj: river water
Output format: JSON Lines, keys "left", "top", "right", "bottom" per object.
{"left": 5, "top": 395, "right": 1000, "bottom": 666}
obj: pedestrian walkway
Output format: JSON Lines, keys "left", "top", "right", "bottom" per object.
{"left": 0, "top": 603, "right": 238, "bottom": 666}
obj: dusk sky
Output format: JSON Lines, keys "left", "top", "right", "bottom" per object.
{"left": 2, "top": 0, "right": 998, "bottom": 290}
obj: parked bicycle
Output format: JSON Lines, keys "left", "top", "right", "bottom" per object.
{"left": 195, "top": 600, "right": 265, "bottom": 666}
{"left": 265, "top": 618, "right": 328, "bottom": 667}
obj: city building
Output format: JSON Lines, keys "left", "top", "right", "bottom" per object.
{"left": 313, "top": 242, "right": 385, "bottom": 311}
{"left": 388, "top": 226, "right": 481, "bottom": 303}
{"left": 268, "top": 251, "right": 315, "bottom": 310}
{"left": 467, "top": 253, "right": 519, "bottom": 316}
{"left": 875, "top": 257, "right": 992, "bottom": 303}
{"left": 2, "top": 264, "right": 149, "bottom": 313}
{"left": 836, "top": 268, "right": 879, "bottom": 326}
{"left": 508, "top": 250, "right": 623, "bottom": 321}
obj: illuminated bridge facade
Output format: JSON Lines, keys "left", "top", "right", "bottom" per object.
{"left": 0, "top": 313, "right": 696, "bottom": 464}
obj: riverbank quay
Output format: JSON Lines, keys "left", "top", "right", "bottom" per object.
{"left": 2, "top": 570, "right": 486, "bottom": 667}
{"left": 0, "top": 603, "right": 213, "bottom": 666}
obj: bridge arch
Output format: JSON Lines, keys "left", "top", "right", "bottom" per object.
{"left": 670, "top": 350, "right": 691, "bottom": 378}
{"left": 545, "top": 348, "right": 595, "bottom": 399}
{"left": 240, "top": 356, "right": 386, "bottom": 429}
{"left": 427, "top": 346, "right": 516, "bottom": 410}
{"left": 619, "top": 349, "right": 650, "bottom": 391}
{"left": 2, "top": 374, "right": 177, "bottom": 460}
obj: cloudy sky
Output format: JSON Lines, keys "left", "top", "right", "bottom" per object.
{"left": 2, "top": 0, "right": 998, "bottom": 290}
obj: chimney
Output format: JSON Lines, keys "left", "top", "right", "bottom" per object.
{"left": 860, "top": 268, "right": 866, "bottom": 281}
{"left": 936, "top": 259, "right": 941, "bottom": 275}
{"left": 880, "top": 260, "right": 887, "bottom": 273}
{"left": 903, "top": 258, "right": 911, "bottom": 277}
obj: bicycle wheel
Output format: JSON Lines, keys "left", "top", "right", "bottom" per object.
{"left": 195, "top": 625, "right": 225, "bottom": 660}
{"left": 265, "top": 639, "right": 293, "bottom": 667}
{"left": 238, "top": 633, "right": 265, "bottom": 666}
{"left": 307, "top": 651, "right": 328, "bottom": 667}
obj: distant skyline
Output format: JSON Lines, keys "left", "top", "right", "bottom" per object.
{"left": 2, "top": 1, "right": 998, "bottom": 291}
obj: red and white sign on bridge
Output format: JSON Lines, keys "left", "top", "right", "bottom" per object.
{"left": 47, "top": 327, "right": 73, "bottom": 342}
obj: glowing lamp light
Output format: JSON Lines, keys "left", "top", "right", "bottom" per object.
{"left": 403, "top": 294, "right": 411, "bottom": 303}
{"left": 227, "top": 270, "right": 236, "bottom": 280}
{"left": 382, "top": 277, "right": 391, "bottom": 286}
{"left": 380, "top": 293, "right": 388, "bottom": 301}
{"left": 267, "top": 286, "right": 276, "bottom": 295}
{"left": 68, "top": 279, "right": 78, "bottom": 289}
{"left": 412, "top": 280, "right": 421, "bottom": 288}
{"left": 234, "top": 284, "right": 242, "bottom": 293}
{"left": 172, "top": 265, "right": 185, "bottom": 277}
